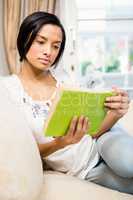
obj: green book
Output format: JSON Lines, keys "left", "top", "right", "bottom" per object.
{"left": 44, "top": 88, "right": 115, "bottom": 137}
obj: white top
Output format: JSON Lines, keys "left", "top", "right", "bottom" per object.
{"left": 0, "top": 72, "right": 100, "bottom": 179}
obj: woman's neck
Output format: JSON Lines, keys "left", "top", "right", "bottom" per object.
{"left": 17, "top": 61, "right": 57, "bottom": 101}
{"left": 19, "top": 60, "right": 50, "bottom": 83}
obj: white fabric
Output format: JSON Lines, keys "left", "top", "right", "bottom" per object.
{"left": 40, "top": 171, "right": 133, "bottom": 200}
{"left": 0, "top": 73, "right": 100, "bottom": 179}
{"left": 0, "top": 84, "right": 43, "bottom": 200}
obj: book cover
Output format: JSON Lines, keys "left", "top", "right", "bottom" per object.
{"left": 44, "top": 88, "right": 114, "bottom": 136}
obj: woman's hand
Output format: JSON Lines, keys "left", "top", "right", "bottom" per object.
{"left": 92, "top": 88, "right": 130, "bottom": 139}
{"left": 104, "top": 87, "right": 130, "bottom": 119}
{"left": 39, "top": 116, "right": 89, "bottom": 157}
{"left": 55, "top": 116, "right": 89, "bottom": 148}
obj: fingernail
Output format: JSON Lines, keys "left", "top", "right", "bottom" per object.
{"left": 106, "top": 97, "right": 110, "bottom": 101}
{"left": 73, "top": 116, "right": 77, "bottom": 120}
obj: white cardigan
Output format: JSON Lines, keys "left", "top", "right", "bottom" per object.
{"left": 0, "top": 74, "right": 100, "bottom": 179}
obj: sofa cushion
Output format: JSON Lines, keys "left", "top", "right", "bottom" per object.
{"left": 40, "top": 171, "right": 133, "bottom": 200}
{"left": 0, "top": 85, "right": 43, "bottom": 200}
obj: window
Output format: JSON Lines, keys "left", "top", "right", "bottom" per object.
{"left": 75, "top": 0, "right": 133, "bottom": 94}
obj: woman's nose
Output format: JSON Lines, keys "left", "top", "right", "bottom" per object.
{"left": 42, "top": 44, "right": 51, "bottom": 56}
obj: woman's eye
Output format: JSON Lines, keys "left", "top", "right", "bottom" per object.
{"left": 37, "top": 40, "right": 44, "bottom": 44}
{"left": 53, "top": 45, "right": 60, "bottom": 49}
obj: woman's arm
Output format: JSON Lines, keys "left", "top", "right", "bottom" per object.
{"left": 93, "top": 88, "right": 129, "bottom": 139}
{"left": 37, "top": 138, "right": 66, "bottom": 157}
{"left": 38, "top": 116, "right": 89, "bottom": 157}
{"left": 92, "top": 111, "right": 120, "bottom": 138}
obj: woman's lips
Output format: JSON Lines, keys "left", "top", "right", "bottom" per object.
{"left": 39, "top": 58, "right": 50, "bottom": 65}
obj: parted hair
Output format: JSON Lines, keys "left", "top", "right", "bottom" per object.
{"left": 17, "top": 11, "right": 66, "bottom": 66}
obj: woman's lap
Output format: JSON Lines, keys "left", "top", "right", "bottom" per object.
{"left": 85, "top": 162, "right": 133, "bottom": 194}
{"left": 96, "top": 123, "right": 133, "bottom": 178}
{"left": 85, "top": 122, "right": 133, "bottom": 193}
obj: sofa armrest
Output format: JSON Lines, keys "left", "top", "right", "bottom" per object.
{"left": 119, "top": 101, "right": 133, "bottom": 136}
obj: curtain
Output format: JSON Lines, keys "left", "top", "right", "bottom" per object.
{"left": 4, "top": 0, "right": 21, "bottom": 73}
{"left": 3, "top": 0, "right": 56, "bottom": 74}
{"left": 25, "top": 0, "right": 56, "bottom": 17}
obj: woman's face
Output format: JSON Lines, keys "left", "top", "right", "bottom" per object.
{"left": 26, "top": 24, "right": 62, "bottom": 70}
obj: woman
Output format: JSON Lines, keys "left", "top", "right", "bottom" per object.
{"left": 1, "top": 11, "right": 133, "bottom": 194}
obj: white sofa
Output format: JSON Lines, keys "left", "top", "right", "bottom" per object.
{"left": 0, "top": 84, "right": 133, "bottom": 200}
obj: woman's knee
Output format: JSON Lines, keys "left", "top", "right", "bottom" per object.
{"left": 97, "top": 132, "right": 133, "bottom": 178}
{"left": 118, "top": 157, "right": 133, "bottom": 178}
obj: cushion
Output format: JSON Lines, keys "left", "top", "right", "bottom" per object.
{"left": 119, "top": 101, "right": 133, "bottom": 136}
{"left": 0, "top": 85, "right": 43, "bottom": 200}
{"left": 40, "top": 171, "right": 133, "bottom": 200}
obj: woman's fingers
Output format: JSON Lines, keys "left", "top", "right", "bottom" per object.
{"left": 112, "top": 86, "right": 128, "bottom": 96}
{"left": 104, "top": 101, "right": 129, "bottom": 110}
{"left": 76, "top": 116, "right": 84, "bottom": 133}
{"left": 66, "top": 116, "right": 89, "bottom": 145}
{"left": 106, "top": 95, "right": 129, "bottom": 103}
{"left": 67, "top": 116, "right": 78, "bottom": 136}
{"left": 105, "top": 87, "right": 130, "bottom": 117}
{"left": 74, "top": 116, "right": 89, "bottom": 141}
{"left": 82, "top": 117, "right": 89, "bottom": 133}
{"left": 106, "top": 87, "right": 129, "bottom": 106}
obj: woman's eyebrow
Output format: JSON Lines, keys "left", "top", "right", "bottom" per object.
{"left": 36, "top": 34, "right": 46, "bottom": 40}
{"left": 37, "top": 34, "right": 62, "bottom": 43}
